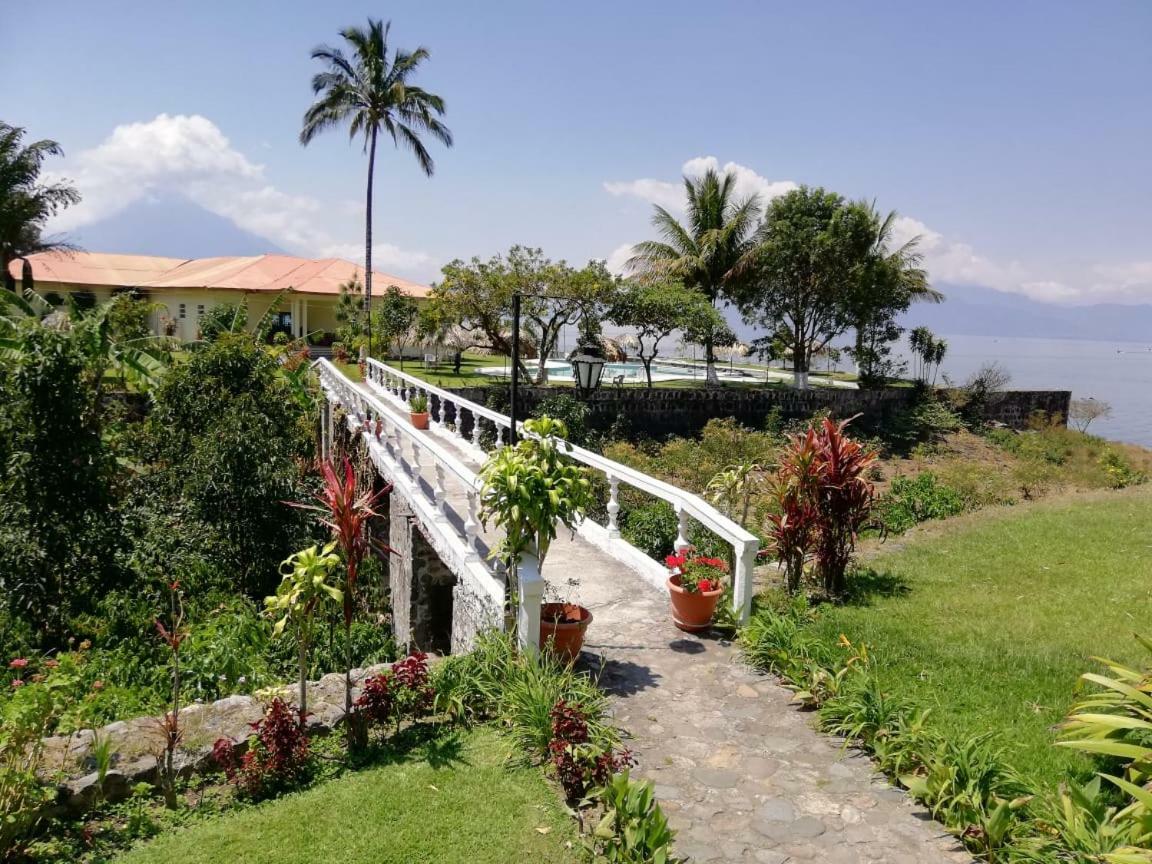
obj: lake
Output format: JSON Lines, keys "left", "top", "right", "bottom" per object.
{"left": 930, "top": 335, "right": 1152, "bottom": 447}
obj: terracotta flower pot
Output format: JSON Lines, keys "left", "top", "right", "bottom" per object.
{"left": 410, "top": 412, "right": 430, "bottom": 430}
{"left": 667, "top": 575, "right": 722, "bottom": 633}
{"left": 539, "top": 603, "right": 592, "bottom": 660}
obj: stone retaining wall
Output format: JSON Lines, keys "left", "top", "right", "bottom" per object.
{"left": 446, "top": 384, "right": 1070, "bottom": 437}
{"left": 40, "top": 662, "right": 396, "bottom": 814}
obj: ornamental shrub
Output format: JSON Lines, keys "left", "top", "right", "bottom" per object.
{"left": 876, "top": 472, "right": 967, "bottom": 534}
{"left": 213, "top": 697, "right": 311, "bottom": 799}
{"left": 548, "top": 699, "right": 633, "bottom": 803}
{"left": 354, "top": 652, "right": 435, "bottom": 732}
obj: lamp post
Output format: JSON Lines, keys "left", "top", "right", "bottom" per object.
{"left": 507, "top": 291, "right": 606, "bottom": 445}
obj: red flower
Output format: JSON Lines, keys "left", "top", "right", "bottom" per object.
{"left": 8, "top": 658, "right": 28, "bottom": 669}
{"left": 92, "top": 680, "right": 104, "bottom": 691}
{"left": 664, "top": 554, "right": 687, "bottom": 570}
{"left": 697, "top": 579, "right": 715, "bottom": 593}
{"left": 11, "top": 680, "right": 24, "bottom": 688}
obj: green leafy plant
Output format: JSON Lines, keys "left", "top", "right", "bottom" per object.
{"left": 1099, "top": 448, "right": 1147, "bottom": 489}
{"left": 265, "top": 542, "right": 343, "bottom": 725}
{"left": 619, "top": 500, "right": 678, "bottom": 559}
{"left": 1059, "top": 635, "right": 1152, "bottom": 791}
{"left": 295, "top": 457, "right": 394, "bottom": 750}
{"left": 1019, "top": 777, "right": 1152, "bottom": 863}
{"left": 408, "top": 393, "right": 429, "bottom": 414}
{"left": 479, "top": 416, "right": 592, "bottom": 625}
{"left": 587, "top": 772, "right": 681, "bottom": 864}
{"left": 876, "top": 472, "right": 967, "bottom": 534}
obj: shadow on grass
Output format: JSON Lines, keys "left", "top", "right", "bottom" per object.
{"left": 842, "top": 567, "right": 911, "bottom": 607}
{"left": 356, "top": 722, "right": 470, "bottom": 771}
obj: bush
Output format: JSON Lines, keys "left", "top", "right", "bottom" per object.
{"left": 548, "top": 699, "right": 633, "bottom": 803}
{"left": 532, "top": 393, "right": 590, "bottom": 447}
{"left": 213, "top": 697, "right": 312, "bottom": 800}
{"left": 876, "top": 472, "right": 968, "bottom": 534}
{"left": 1099, "top": 448, "right": 1147, "bottom": 489}
{"left": 883, "top": 392, "right": 964, "bottom": 454}
{"left": 198, "top": 303, "right": 247, "bottom": 342}
{"left": 586, "top": 773, "right": 680, "bottom": 864}
{"left": 354, "top": 653, "right": 435, "bottom": 732}
{"left": 619, "top": 500, "right": 678, "bottom": 558}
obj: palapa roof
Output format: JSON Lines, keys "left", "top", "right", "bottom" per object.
{"left": 8, "top": 251, "right": 431, "bottom": 298}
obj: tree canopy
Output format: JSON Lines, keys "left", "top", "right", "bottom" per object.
{"left": 609, "top": 280, "right": 725, "bottom": 388}
{"left": 626, "top": 168, "right": 760, "bottom": 385}
{"left": 0, "top": 122, "right": 81, "bottom": 293}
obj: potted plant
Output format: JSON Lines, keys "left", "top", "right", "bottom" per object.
{"left": 540, "top": 578, "right": 592, "bottom": 661}
{"left": 409, "top": 393, "right": 430, "bottom": 429}
{"left": 664, "top": 550, "right": 727, "bottom": 632}
{"left": 479, "top": 416, "right": 594, "bottom": 659}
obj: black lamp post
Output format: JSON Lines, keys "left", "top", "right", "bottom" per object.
{"left": 507, "top": 291, "right": 605, "bottom": 445}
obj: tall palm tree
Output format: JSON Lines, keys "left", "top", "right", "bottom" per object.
{"left": 850, "top": 205, "right": 943, "bottom": 384}
{"left": 0, "top": 122, "right": 80, "bottom": 294}
{"left": 626, "top": 168, "right": 760, "bottom": 385}
{"left": 300, "top": 19, "right": 452, "bottom": 357}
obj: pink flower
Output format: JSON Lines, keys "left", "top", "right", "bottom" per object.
{"left": 11, "top": 680, "right": 24, "bottom": 688}
{"left": 91, "top": 680, "right": 104, "bottom": 691}
{"left": 9, "top": 658, "right": 28, "bottom": 669}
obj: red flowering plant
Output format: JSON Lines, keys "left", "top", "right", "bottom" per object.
{"left": 664, "top": 550, "right": 728, "bottom": 594}
{"left": 547, "top": 699, "right": 633, "bottom": 804}
{"left": 213, "top": 697, "right": 312, "bottom": 800}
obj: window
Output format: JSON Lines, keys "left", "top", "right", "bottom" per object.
{"left": 178, "top": 303, "right": 186, "bottom": 319}
{"left": 197, "top": 304, "right": 205, "bottom": 319}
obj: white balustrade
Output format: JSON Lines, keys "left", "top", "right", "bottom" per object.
{"left": 362, "top": 357, "right": 762, "bottom": 623}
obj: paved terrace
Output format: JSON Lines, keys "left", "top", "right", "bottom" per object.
{"left": 317, "top": 359, "right": 971, "bottom": 864}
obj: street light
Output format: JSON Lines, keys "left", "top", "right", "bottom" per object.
{"left": 508, "top": 291, "right": 605, "bottom": 445}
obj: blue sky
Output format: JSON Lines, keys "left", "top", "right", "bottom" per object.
{"left": 4, "top": 0, "right": 1150, "bottom": 304}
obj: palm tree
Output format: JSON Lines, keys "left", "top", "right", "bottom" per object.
{"left": 626, "top": 168, "right": 760, "bottom": 385}
{"left": 850, "top": 206, "right": 943, "bottom": 384}
{"left": 300, "top": 19, "right": 452, "bottom": 357}
{"left": 0, "top": 122, "right": 80, "bottom": 294}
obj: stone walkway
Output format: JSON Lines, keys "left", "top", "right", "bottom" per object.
{"left": 355, "top": 377, "right": 971, "bottom": 863}
{"left": 571, "top": 560, "right": 973, "bottom": 864}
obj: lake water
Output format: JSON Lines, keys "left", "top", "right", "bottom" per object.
{"left": 929, "top": 335, "right": 1152, "bottom": 447}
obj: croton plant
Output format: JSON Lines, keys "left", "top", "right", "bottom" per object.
{"left": 664, "top": 550, "right": 728, "bottom": 594}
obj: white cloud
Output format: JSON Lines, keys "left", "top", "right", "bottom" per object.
{"left": 319, "top": 241, "right": 434, "bottom": 273}
{"left": 603, "top": 178, "right": 683, "bottom": 211}
{"left": 604, "top": 156, "right": 797, "bottom": 213}
{"left": 47, "top": 114, "right": 435, "bottom": 278}
{"left": 604, "top": 242, "right": 635, "bottom": 276}
{"left": 605, "top": 160, "right": 1152, "bottom": 306}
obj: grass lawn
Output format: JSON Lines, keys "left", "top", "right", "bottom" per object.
{"left": 806, "top": 485, "right": 1152, "bottom": 788}
{"left": 114, "top": 728, "right": 577, "bottom": 864}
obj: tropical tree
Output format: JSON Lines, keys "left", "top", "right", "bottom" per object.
{"left": 372, "top": 284, "right": 417, "bottom": 366}
{"left": 608, "top": 280, "right": 725, "bottom": 388}
{"left": 845, "top": 204, "right": 942, "bottom": 387}
{"left": 736, "top": 187, "right": 874, "bottom": 390}
{"left": 300, "top": 19, "right": 452, "bottom": 356}
{"left": 416, "top": 300, "right": 475, "bottom": 374}
{"left": 0, "top": 122, "right": 81, "bottom": 294}
{"left": 1069, "top": 397, "right": 1113, "bottom": 433}
{"left": 626, "top": 168, "right": 760, "bottom": 386}
{"left": 909, "top": 326, "right": 947, "bottom": 384}
{"left": 428, "top": 246, "right": 617, "bottom": 383}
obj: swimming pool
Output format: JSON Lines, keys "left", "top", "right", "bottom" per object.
{"left": 477, "top": 359, "right": 744, "bottom": 383}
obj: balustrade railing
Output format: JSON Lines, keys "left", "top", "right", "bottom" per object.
{"left": 363, "top": 358, "right": 760, "bottom": 622}
{"left": 314, "top": 359, "right": 544, "bottom": 648}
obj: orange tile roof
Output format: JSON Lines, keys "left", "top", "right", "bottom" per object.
{"left": 8, "top": 251, "right": 430, "bottom": 298}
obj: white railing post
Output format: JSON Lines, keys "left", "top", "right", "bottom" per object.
{"left": 464, "top": 490, "right": 481, "bottom": 561}
{"left": 733, "top": 538, "right": 757, "bottom": 624}
{"left": 517, "top": 550, "right": 543, "bottom": 654}
{"left": 470, "top": 411, "right": 483, "bottom": 451}
{"left": 674, "top": 504, "right": 691, "bottom": 552}
{"left": 434, "top": 463, "right": 447, "bottom": 516}
{"left": 606, "top": 474, "right": 621, "bottom": 539}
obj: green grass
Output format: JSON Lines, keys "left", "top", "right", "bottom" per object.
{"left": 805, "top": 486, "right": 1152, "bottom": 788}
{"left": 114, "top": 728, "right": 577, "bottom": 864}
